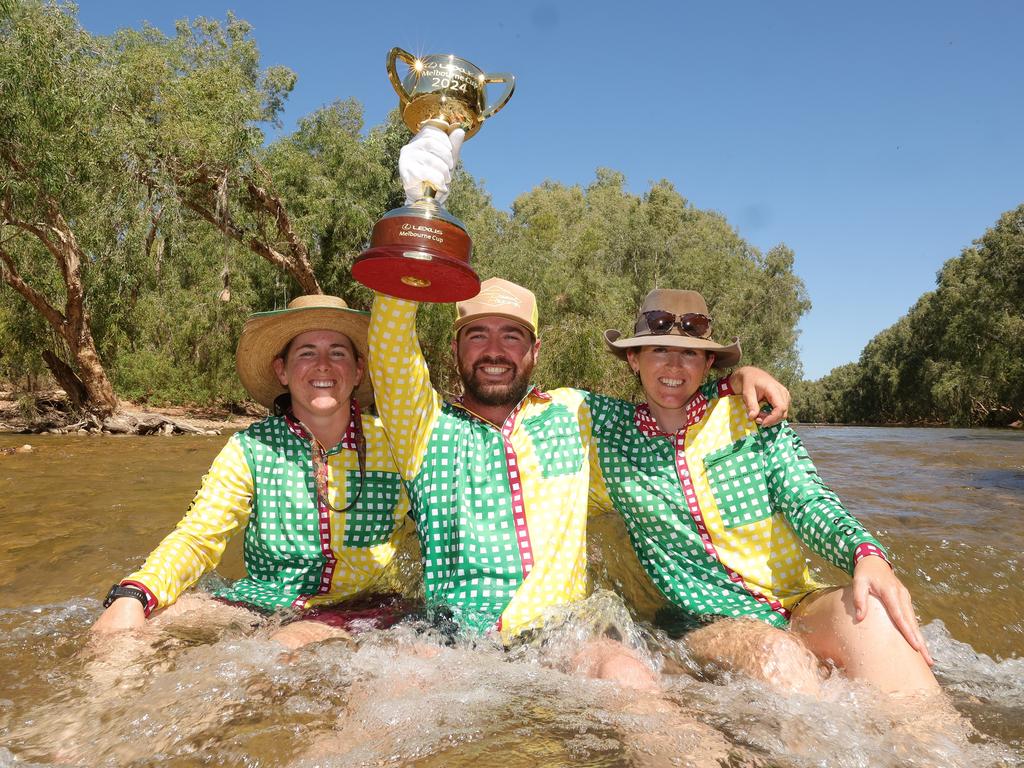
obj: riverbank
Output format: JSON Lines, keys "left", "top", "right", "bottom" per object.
{"left": 0, "top": 390, "right": 259, "bottom": 435}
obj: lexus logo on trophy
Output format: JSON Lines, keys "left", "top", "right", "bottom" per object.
{"left": 352, "top": 48, "right": 515, "bottom": 302}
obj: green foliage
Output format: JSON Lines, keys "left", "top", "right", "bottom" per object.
{"left": 464, "top": 172, "right": 809, "bottom": 400}
{"left": 261, "top": 103, "right": 403, "bottom": 305}
{"left": 802, "top": 205, "right": 1024, "bottom": 426}
{"left": 0, "top": 3, "right": 811, "bottom": 413}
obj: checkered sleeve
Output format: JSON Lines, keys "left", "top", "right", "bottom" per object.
{"left": 760, "top": 423, "right": 888, "bottom": 575}
{"left": 368, "top": 293, "right": 443, "bottom": 482}
{"left": 583, "top": 395, "right": 614, "bottom": 517}
{"left": 124, "top": 436, "right": 254, "bottom": 609}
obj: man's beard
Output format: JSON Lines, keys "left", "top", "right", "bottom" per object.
{"left": 458, "top": 355, "right": 533, "bottom": 407}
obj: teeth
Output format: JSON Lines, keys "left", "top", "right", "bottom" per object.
{"left": 659, "top": 378, "right": 683, "bottom": 387}
{"left": 311, "top": 380, "right": 335, "bottom": 388}
{"left": 481, "top": 367, "right": 509, "bottom": 375}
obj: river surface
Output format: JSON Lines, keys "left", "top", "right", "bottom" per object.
{"left": 0, "top": 426, "right": 1021, "bottom": 767}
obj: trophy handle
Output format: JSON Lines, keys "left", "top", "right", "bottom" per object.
{"left": 480, "top": 73, "right": 516, "bottom": 120}
{"left": 387, "top": 47, "right": 416, "bottom": 104}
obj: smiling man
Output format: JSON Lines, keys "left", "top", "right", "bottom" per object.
{"left": 369, "top": 278, "right": 783, "bottom": 648}
{"left": 370, "top": 278, "right": 591, "bottom": 641}
{"left": 365, "top": 128, "right": 790, "bottom": 685}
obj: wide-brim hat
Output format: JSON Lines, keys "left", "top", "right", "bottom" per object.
{"left": 604, "top": 289, "right": 742, "bottom": 368}
{"left": 236, "top": 295, "right": 373, "bottom": 409}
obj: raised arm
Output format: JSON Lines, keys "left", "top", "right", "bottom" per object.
{"left": 368, "top": 293, "right": 444, "bottom": 482}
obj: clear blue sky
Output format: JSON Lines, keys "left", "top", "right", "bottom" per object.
{"left": 77, "top": 1, "right": 1024, "bottom": 380}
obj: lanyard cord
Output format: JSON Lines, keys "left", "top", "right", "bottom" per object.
{"left": 297, "top": 411, "right": 367, "bottom": 514}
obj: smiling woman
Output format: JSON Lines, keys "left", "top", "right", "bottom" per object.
{"left": 90, "top": 295, "right": 416, "bottom": 649}
{"left": 591, "top": 288, "right": 941, "bottom": 700}
{"left": 271, "top": 330, "right": 365, "bottom": 448}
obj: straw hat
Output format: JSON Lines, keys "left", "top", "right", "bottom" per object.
{"left": 604, "top": 289, "right": 741, "bottom": 368}
{"left": 454, "top": 277, "right": 538, "bottom": 336}
{"left": 235, "top": 295, "right": 373, "bottom": 409}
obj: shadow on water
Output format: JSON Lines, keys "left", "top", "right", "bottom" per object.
{"left": 1, "top": 430, "right": 1023, "bottom": 766}
{"left": 968, "top": 469, "right": 1024, "bottom": 492}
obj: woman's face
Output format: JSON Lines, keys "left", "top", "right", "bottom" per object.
{"left": 272, "top": 330, "right": 364, "bottom": 423}
{"left": 627, "top": 345, "right": 714, "bottom": 415}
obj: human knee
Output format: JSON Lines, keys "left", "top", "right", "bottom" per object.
{"left": 685, "top": 623, "right": 823, "bottom": 695}
{"left": 271, "top": 620, "right": 353, "bottom": 650}
{"left": 574, "top": 639, "right": 659, "bottom": 692}
{"left": 752, "top": 630, "right": 820, "bottom": 676}
{"left": 841, "top": 591, "right": 910, "bottom": 643}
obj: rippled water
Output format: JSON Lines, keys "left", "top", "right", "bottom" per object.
{"left": 0, "top": 426, "right": 1021, "bottom": 766}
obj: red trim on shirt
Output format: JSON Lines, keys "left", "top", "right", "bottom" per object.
{"left": 501, "top": 399, "right": 534, "bottom": 578}
{"left": 634, "top": 383, "right": 791, "bottom": 622}
{"left": 853, "top": 542, "right": 889, "bottom": 567}
{"left": 283, "top": 402, "right": 362, "bottom": 609}
{"left": 454, "top": 387, "right": 549, "bottom": 629}
{"left": 284, "top": 402, "right": 360, "bottom": 450}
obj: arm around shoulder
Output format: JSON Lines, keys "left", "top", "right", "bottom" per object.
{"left": 729, "top": 366, "right": 790, "bottom": 427}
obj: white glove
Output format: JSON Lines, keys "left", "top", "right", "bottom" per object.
{"left": 399, "top": 124, "right": 466, "bottom": 205}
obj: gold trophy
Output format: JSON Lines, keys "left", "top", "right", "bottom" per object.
{"left": 352, "top": 48, "right": 515, "bottom": 302}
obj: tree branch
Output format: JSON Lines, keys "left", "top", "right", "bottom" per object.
{"left": 178, "top": 163, "right": 321, "bottom": 295}
{"left": 0, "top": 242, "right": 68, "bottom": 332}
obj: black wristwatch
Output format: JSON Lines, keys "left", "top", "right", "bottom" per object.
{"left": 103, "top": 583, "right": 149, "bottom": 611}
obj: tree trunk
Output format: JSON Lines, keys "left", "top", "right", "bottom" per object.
{"left": 41, "top": 350, "right": 88, "bottom": 409}
{"left": 72, "top": 342, "right": 119, "bottom": 417}
{"left": 1, "top": 157, "right": 121, "bottom": 419}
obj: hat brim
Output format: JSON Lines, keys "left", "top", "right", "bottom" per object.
{"left": 604, "top": 329, "right": 742, "bottom": 368}
{"left": 236, "top": 305, "right": 373, "bottom": 409}
{"left": 453, "top": 311, "right": 537, "bottom": 337}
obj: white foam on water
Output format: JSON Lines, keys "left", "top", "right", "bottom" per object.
{"left": 1, "top": 599, "right": 1022, "bottom": 767}
{"left": 927, "top": 620, "right": 1024, "bottom": 709}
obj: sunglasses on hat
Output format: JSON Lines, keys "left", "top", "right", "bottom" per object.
{"left": 638, "top": 311, "right": 713, "bottom": 338}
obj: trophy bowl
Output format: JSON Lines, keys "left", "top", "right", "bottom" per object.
{"left": 387, "top": 49, "right": 515, "bottom": 140}
{"left": 351, "top": 49, "right": 515, "bottom": 303}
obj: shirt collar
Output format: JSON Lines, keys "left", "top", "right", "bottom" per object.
{"left": 283, "top": 400, "right": 361, "bottom": 451}
{"left": 453, "top": 386, "right": 551, "bottom": 428}
{"left": 633, "top": 390, "right": 710, "bottom": 438}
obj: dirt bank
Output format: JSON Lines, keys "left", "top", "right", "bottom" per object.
{"left": 0, "top": 391, "right": 259, "bottom": 435}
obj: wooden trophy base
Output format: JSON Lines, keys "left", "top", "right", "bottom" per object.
{"left": 353, "top": 196, "right": 479, "bottom": 302}
{"left": 352, "top": 245, "right": 480, "bottom": 302}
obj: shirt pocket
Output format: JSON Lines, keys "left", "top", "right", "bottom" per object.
{"left": 521, "top": 403, "right": 584, "bottom": 479}
{"left": 703, "top": 434, "right": 774, "bottom": 529}
{"left": 342, "top": 470, "right": 403, "bottom": 548}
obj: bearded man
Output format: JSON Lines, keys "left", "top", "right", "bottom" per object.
{"left": 366, "top": 127, "right": 789, "bottom": 683}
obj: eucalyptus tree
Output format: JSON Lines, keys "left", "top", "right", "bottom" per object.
{"left": 0, "top": 2, "right": 303, "bottom": 416}
{"left": 0, "top": 1, "right": 126, "bottom": 414}
{"left": 803, "top": 204, "right": 1024, "bottom": 426}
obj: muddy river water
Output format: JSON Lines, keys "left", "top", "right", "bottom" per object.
{"left": 0, "top": 426, "right": 1021, "bottom": 766}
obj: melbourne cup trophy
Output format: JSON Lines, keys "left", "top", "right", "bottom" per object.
{"left": 352, "top": 48, "right": 515, "bottom": 302}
